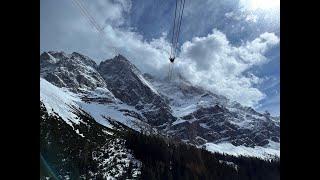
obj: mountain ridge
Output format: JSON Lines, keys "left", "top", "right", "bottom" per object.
{"left": 40, "top": 51, "right": 279, "bottom": 158}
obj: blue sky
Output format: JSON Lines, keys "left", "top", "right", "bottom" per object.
{"left": 40, "top": 0, "right": 280, "bottom": 116}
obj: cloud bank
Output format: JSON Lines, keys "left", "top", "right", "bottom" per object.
{"left": 176, "top": 29, "right": 279, "bottom": 106}
{"left": 98, "top": 26, "right": 279, "bottom": 107}
{"left": 41, "top": 0, "right": 279, "bottom": 109}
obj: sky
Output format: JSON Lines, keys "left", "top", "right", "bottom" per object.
{"left": 40, "top": 0, "right": 280, "bottom": 116}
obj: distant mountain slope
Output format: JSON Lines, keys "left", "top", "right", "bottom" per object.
{"left": 40, "top": 51, "right": 279, "bottom": 158}
{"left": 145, "top": 73, "right": 279, "bottom": 149}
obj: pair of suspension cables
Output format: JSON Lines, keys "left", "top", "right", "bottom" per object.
{"left": 71, "top": 0, "right": 117, "bottom": 56}
{"left": 168, "top": 0, "right": 186, "bottom": 80}
{"left": 170, "top": 0, "right": 186, "bottom": 60}
{"left": 72, "top": 0, "right": 185, "bottom": 80}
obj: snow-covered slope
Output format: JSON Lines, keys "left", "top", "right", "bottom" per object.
{"left": 203, "top": 141, "right": 280, "bottom": 159}
{"left": 40, "top": 77, "right": 153, "bottom": 132}
{"left": 40, "top": 77, "right": 81, "bottom": 126}
{"left": 146, "top": 75, "right": 229, "bottom": 117}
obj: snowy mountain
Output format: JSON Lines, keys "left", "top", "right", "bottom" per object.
{"left": 147, "top": 76, "right": 280, "bottom": 146}
{"left": 98, "top": 55, "right": 176, "bottom": 127}
{"left": 145, "top": 74, "right": 280, "bottom": 158}
{"left": 40, "top": 51, "right": 279, "bottom": 159}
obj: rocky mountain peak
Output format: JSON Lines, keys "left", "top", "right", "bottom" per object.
{"left": 70, "top": 52, "right": 97, "bottom": 68}
{"left": 114, "top": 54, "right": 129, "bottom": 61}
{"left": 97, "top": 54, "right": 176, "bottom": 126}
{"left": 40, "top": 51, "right": 107, "bottom": 92}
{"left": 40, "top": 51, "right": 53, "bottom": 60}
{"left": 40, "top": 52, "right": 59, "bottom": 66}
{"left": 47, "top": 51, "right": 71, "bottom": 60}
{"left": 99, "top": 54, "right": 140, "bottom": 75}
{"left": 97, "top": 55, "right": 151, "bottom": 101}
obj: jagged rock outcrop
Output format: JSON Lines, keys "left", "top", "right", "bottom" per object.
{"left": 40, "top": 51, "right": 107, "bottom": 92}
{"left": 98, "top": 55, "right": 176, "bottom": 126}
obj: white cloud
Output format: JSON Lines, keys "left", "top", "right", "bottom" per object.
{"left": 85, "top": 0, "right": 132, "bottom": 27}
{"left": 175, "top": 29, "right": 279, "bottom": 106}
{"left": 245, "top": 14, "right": 258, "bottom": 22}
{"left": 234, "top": 32, "right": 279, "bottom": 65}
{"left": 225, "top": 10, "right": 258, "bottom": 23}
{"left": 101, "top": 26, "right": 171, "bottom": 75}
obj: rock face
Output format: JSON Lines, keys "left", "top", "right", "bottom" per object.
{"left": 171, "top": 105, "right": 279, "bottom": 147}
{"left": 98, "top": 55, "right": 152, "bottom": 106}
{"left": 40, "top": 51, "right": 107, "bottom": 92}
{"left": 98, "top": 55, "right": 176, "bottom": 126}
{"left": 146, "top": 73, "right": 280, "bottom": 147}
{"left": 40, "top": 51, "right": 280, "bottom": 149}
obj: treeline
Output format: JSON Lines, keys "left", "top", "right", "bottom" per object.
{"left": 40, "top": 101, "right": 279, "bottom": 180}
{"left": 40, "top": 102, "right": 123, "bottom": 179}
{"left": 40, "top": 102, "right": 102, "bottom": 179}
{"left": 40, "top": 102, "right": 142, "bottom": 180}
{"left": 123, "top": 130, "right": 280, "bottom": 180}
